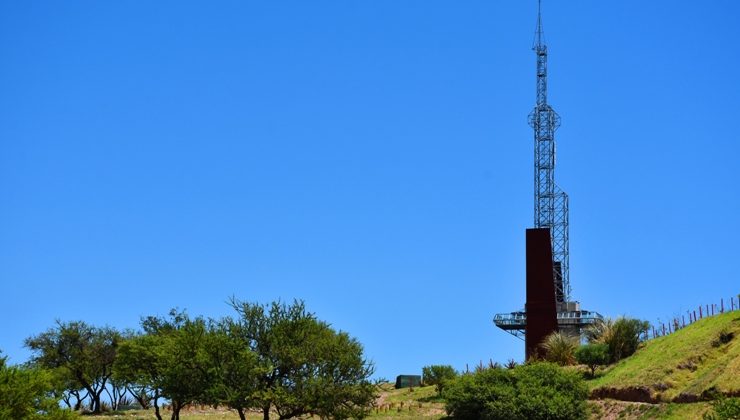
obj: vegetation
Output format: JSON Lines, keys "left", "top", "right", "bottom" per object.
{"left": 541, "top": 332, "right": 579, "bottom": 366}
{"left": 585, "top": 317, "right": 650, "bottom": 363}
{"left": 25, "top": 321, "right": 122, "bottom": 413}
{"left": 0, "top": 351, "right": 79, "bottom": 419}
{"left": 704, "top": 397, "right": 740, "bottom": 420}
{"left": 575, "top": 343, "right": 610, "bottom": 377}
{"left": 589, "top": 310, "right": 740, "bottom": 401}
{"left": 421, "top": 365, "right": 457, "bottom": 395}
{"left": 22, "top": 299, "right": 375, "bottom": 420}
{"left": 443, "top": 362, "right": 588, "bottom": 420}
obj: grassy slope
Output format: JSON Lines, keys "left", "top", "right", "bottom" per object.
{"left": 589, "top": 310, "right": 740, "bottom": 400}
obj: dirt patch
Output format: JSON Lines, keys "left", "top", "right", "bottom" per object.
{"left": 591, "top": 386, "right": 659, "bottom": 403}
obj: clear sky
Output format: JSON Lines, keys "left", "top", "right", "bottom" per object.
{"left": 1, "top": 1, "right": 739, "bottom": 379}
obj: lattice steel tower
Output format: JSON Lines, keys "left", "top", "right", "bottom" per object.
{"left": 528, "top": 0, "right": 569, "bottom": 303}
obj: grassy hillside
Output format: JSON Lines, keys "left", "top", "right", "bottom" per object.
{"left": 589, "top": 310, "right": 740, "bottom": 401}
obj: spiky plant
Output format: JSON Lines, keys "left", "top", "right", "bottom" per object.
{"left": 541, "top": 332, "right": 579, "bottom": 366}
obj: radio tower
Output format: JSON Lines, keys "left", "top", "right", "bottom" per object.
{"left": 493, "top": 0, "right": 602, "bottom": 344}
{"left": 529, "top": 0, "right": 569, "bottom": 303}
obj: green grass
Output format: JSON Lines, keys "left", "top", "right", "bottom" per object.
{"left": 589, "top": 310, "right": 740, "bottom": 401}
{"left": 589, "top": 400, "right": 713, "bottom": 420}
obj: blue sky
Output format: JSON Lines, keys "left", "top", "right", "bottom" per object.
{"left": 1, "top": 1, "right": 738, "bottom": 379}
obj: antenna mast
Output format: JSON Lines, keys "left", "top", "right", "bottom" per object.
{"left": 528, "top": 0, "right": 570, "bottom": 303}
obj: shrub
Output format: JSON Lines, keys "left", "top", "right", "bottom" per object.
{"left": 575, "top": 343, "right": 610, "bottom": 377}
{"left": 703, "top": 397, "right": 740, "bottom": 420}
{"left": 444, "top": 362, "right": 588, "bottom": 420}
{"left": 422, "top": 365, "right": 457, "bottom": 395}
{"left": 586, "top": 317, "right": 649, "bottom": 362}
{"left": 0, "top": 352, "right": 79, "bottom": 420}
{"left": 541, "top": 332, "right": 579, "bottom": 366}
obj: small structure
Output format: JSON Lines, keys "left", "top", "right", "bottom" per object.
{"left": 394, "top": 375, "right": 422, "bottom": 389}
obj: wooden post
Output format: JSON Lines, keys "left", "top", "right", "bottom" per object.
{"left": 699, "top": 306, "right": 703, "bottom": 319}
{"left": 721, "top": 299, "right": 724, "bottom": 313}
{"left": 682, "top": 315, "right": 686, "bottom": 328}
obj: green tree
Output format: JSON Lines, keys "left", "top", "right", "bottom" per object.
{"left": 422, "top": 365, "right": 457, "bottom": 395}
{"left": 199, "top": 319, "right": 260, "bottom": 420}
{"left": 575, "top": 343, "right": 609, "bottom": 377}
{"left": 114, "top": 310, "right": 211, "bottom": 420}
{"left": 0, "top": 351, "right": 79, "bottom": 420}
{"left": 443, "top": 362, "right": 588, "bottom": 420}
{"left": 228, "top": 298, "right": 376, "bottom": 420}
{"left": 585, "top": 317, "right": 649, "bottom": 362}
{"left": 25, "top": 321, "right": 121, "bottom": 414}
{"left": 541, "top": 332, "right": 579, "bottom": 366}
{"left": 113, "top": 333, "right": 165, "bottom": 419}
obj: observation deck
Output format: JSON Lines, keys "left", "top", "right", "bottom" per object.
{"left": 493, "top": 302, "right": 603, "bottom": 339}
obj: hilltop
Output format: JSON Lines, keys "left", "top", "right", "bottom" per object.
{"left": 589, "top": 309, "right": 740, "bottom": 403}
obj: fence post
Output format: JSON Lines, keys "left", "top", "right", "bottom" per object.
{"left": 699, "top": 306, "right": 703, "bottom": 319}
{"left": 721, "top": 298, "right": 724, "bottom": 313}
{"left": 682, "top": 315, "right": 686, "bottom": 328}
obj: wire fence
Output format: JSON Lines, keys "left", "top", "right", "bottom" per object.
{"left": 649, "top": 294, "right": 739, "bottom": 340}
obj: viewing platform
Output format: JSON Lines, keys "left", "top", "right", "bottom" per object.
{"left": 493, "top": 302, "right": 603, "bottom": 339}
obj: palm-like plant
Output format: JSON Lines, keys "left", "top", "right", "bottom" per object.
{"left": 541, "top": 332, "right": 579, "bottom": 366}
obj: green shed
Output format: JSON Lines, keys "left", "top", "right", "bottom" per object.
{"left": 394, "top": 374, "right": 422, "bottom": 389}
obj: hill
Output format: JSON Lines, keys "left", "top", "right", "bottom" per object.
{"left": 589, "top": 309, "right": 740, "bottom": 402}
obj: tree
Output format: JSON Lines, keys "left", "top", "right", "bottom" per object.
{"left": 422, "top": 365, "right": 457, "bottom": 395}
{"left": 114, "top": 309, "right": 212, "bottom": 420}
{"left": 443, "top": 362, "right": 588, "bottom": 420}
{"left": 113, "top": 333, "right": 165, "bottom": 419}
{"left": 541, "top": 332, "right": 579, "bottom": 366}
{"left": 575, "top": 343, "right": 609, "bottom": 377}
{"left": 25, "top": 321, "right": 121, "bottom": 414}
{"left": 0, "top": 351, "right": 79, "bottom": 420}
{"left": 586, "top": 317, "right": 649, "bottom": 362}
{"left": 228, "top": 298, "right": 376, "bottom": 420}
{"left": 200, "top": 320, "right": 260, "bottom": 420}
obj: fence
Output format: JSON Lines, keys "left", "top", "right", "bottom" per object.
{"left": 649, "top": 294, "right": 739, "bottom": 340}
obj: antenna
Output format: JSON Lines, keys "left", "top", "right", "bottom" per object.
{"left": 534, "top": 0, "right": 544, "bottom": 50}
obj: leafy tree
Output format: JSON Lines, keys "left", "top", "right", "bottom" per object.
{"left": 200, "top": 320, "right": 260, "bottom": 420}
{"left": 443, "top": 362, "right": 588, "bottom": 420}
{"left": 113, "top": 333, "right": 165, "bottom": 419}
{"left": 0, "top": 351, "right": 79, "bottom": 419}
{"left": 541, "top": 332, "right": 579, "bottom": 366}
{"left": 585, "top": 317, "right": 649, "bottom": 362}
{"left": 609, "top": 318, "right": 650, "bottom": 361}
{"left": 228, "top": 298, "right": 376, "bottom": 420}
{"left": 114, "top": 309, "right": 212, "bottom": 420}
{"left": 575, "top": 343, "right": 609, "bottom": 377}
{"left": 25, "top": 321, "right": 121, "bottom": 414}
{"left": 422, "top": 365, "right": 457, "bottom": 395}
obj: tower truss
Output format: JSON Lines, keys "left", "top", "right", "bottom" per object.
{"left": 527, "top": 0, "right": 570, "bottom": 303}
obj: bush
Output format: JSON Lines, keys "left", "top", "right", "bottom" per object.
{"left": 443, "top": 362, "right": 588, "bottom": 420}
{"left": 703, "top": 397, "right": 740, "bottom": 420}
{"left": 575, "top": 343, "right": 610, "bottom": 377}
{"left": 586, "top": 317, "right": 649, "bottom": 362}
{"left": 541, "top": 332, "right": 579, "bottom": 366}
{"left": 0, "top": 353, "right": 79, "bottom": 420}
{"left": 422, "top": 365, "right": 457, "bottom": 395}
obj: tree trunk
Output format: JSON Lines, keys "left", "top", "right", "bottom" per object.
{"left": 263, "top": 405, "right": 271, "bottom": 420}
{"left": 171, "top": 404, "right": 181, "bottom": 420}
{"left": 237, "top": 408, "right": 246, "bottom": 420}
{"left": 153, "top": 399, "right": 162, "bottom": 420}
